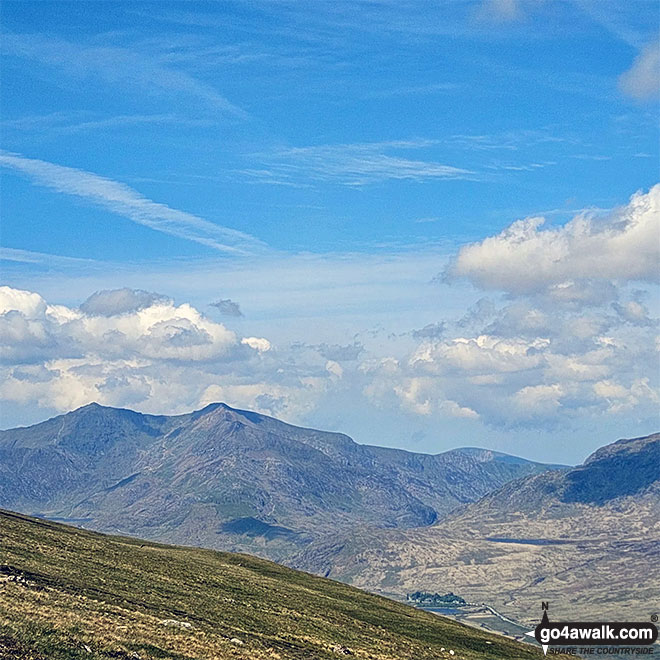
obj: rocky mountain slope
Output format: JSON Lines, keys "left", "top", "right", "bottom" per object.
{"left": 0, "top": 402, "right": 559, "bottom": 560}
{"left": 0, "top": 508, "right": 552, "bottom": 660}
{"left": 292, "top": 433, "right": 660, "bottom": 624}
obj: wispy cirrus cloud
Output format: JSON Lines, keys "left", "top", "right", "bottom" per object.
{"left": 475, "top": 0, "right": 523, "bottom": 24}
{"left": 575, "top": 2, "right": 659, "bottom": 102}
{"left": 242, "top": 140, "right": 476, "bottom": 187}
{"left": 619, "top": 40, "right": 660, "bottom": 102}
{"left": 0, "top": 247, "right": 101, "bottom": 268}
{"left": 1, "top": 32, "right": 246, "bottom": 118}
{"left": 0, "top": 152, "right": 267, "bottom": 255}
{"left": 363, "top": 82, "right": 462, "bottom": 99}
{"left": 1, "top": 112, "right": 215, "bottom": 135}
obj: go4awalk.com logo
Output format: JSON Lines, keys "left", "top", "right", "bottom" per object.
{"left": 526, "top": 604, "right": 658, "bottom": 656}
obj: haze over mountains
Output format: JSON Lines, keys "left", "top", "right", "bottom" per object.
{"left": 293, "top": 433, "right": 660, "bottom": 624}
{"left": 0, "top": 402, "right": 560, "bottom": 560}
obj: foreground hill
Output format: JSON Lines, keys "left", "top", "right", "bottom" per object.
{"left": 292, "top": 433, "right": 660, "bottom": 624}
{"left": 0, "top": 402, "right": 559, "bottom": 560}
{"left": 0, "top": 509, "right": 549, "bottom": 660}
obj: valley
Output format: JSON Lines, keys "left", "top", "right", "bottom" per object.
{"left": 292, "top": 433, "right": 660, "bottom": 624}
{"left": 0, "top": 508, "right": 553, "bottom": 660}
{"left": 1, "top": 403, "right": 657, "bottom": 635}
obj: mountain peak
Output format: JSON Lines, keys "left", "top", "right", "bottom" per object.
{"left": 79, "top": 401, "right": 104, "bottom": 410}
{"left": 448, "top": 446, "right": 568, "bottom": 468}
{"left": 561, "top": 432, "right": 660, "bottom": 504}
{"left": 194, "top": 401, "right": 228, "bottom": 414}
{"left": 0, "top": 402, "right": 563, "bottom": 561}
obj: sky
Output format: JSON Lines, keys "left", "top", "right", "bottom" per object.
{"left": 1, "top": 0, "right": 658, "bottom": 464}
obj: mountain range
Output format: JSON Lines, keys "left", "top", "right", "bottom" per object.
{"left": 3, "top": 402, "right": 656, "bottom": 626}
{"left": 0, "top": 402, "right": 560, "bottom": 560}
{"left": 292, "top": 433, "right": 660, "bottom": 624}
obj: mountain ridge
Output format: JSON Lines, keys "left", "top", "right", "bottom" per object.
{"left": 0, "top": 402, "right": 562, "bottom": 560}
{"left": 291, "top": 432, "right": 660, "bottom": 623}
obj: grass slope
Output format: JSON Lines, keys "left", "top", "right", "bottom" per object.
{"left": 0, "top": 509, "right": 547, "bottom": 660}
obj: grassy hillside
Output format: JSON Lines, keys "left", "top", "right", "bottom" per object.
{"left": 0, "top": 509, "right": 547, "bottom": 660}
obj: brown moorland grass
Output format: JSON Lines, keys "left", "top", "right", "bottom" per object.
{"left": 0, "top": 509, "right": 553, "bottom": 660}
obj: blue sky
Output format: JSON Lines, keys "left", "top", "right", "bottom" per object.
{"left": 1, "top": 0, "right": 658, "bottom": 463}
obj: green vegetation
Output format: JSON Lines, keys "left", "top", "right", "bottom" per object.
{"left": 407, "top": 592, "right": 467, "bottom": 607}
{"left": 0, "top": 509, "right": 551, "bottom": 659}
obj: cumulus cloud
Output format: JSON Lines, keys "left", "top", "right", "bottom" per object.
{"left": 411, "top": 334, "right": 550, "bottom": 375}
{"left": 361, "top": 360, "right": 479, "bottom": 420}
{"left": 241, "top": 336, "right": 271, "bottom": 352}
{"left": 364, "top": 311, "right": 658, "bottom": 427}
{"left": 592, "top": 378, "right": 658, "bottom": 414}
{"left": 0, "top": 286, "right": 47, "bottom": 317}
{"left": 0, "top": 286, "right": 309, "bottom": 416}
{"left": 325, "top": 360, "right": 344, "bottom": 380}
{"left": 80, "top": 288, "right": 169, "bottom": 316}
{"left": 210, "top": 298, "right": 243, "bottom": 317}
{"left": 412, "top": 322, "right": 446, "bottom": 340}
{"left": 317, "top": 342, "right": 364, "bottom": 361}
{"left": 446, "top": 185, "right": 659, "bottom": 297}
{"left": 0, "top": 285, "right": 244, "bottom": 365}
{"left": 619, "top": 41, "right": 660, "bottom": 101}
{"left": 2, "top": 187, "right": 657, "bottom": 433}
{"left": 361, "top": 186, "right": 660, "bottom": 428}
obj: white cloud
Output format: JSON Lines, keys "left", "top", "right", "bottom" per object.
{"left": 476, "top": 0, "right": 522, "bottom": 23}
{"left": 0, "top": 285, "right": 244, "bottom": 363}
{"left": 512, "top": 383, "right": 564, "bottom": 417}
{"left": 362, "top": 362, "right": 480, "bottom": 419}
{"left": 410, "top": 335, "right": 550, "bottom": 375}
{"left": 0, "top": 287, "right": 47, "bottom": 318}
{"left": 0, "top": 152, "right": 267, "bottom": 255}
{"left": 80, "top": 289, "right": 169, "bottom": 316}
{"left": 1, "top": 33, "right": 245, "bottom": 116}
{"left": 241, "top": 337, "right": 271, "bottom": 352}
{"left": 619, "top": 41, "right": 660, "bottom": 101}
{"left": 593, "top": 378, "right": 659, "bottom": 414}
{"left": 2, "top": 182, "right": 657, "bottom": 433}
{"left": 368, "top": 313, "right": 658, "bottom": 426}
{"left": 246, "top": 140, "right": 475, "bottom": 187}
{"left": 394, "top": 377, "right": 433, "bottom": 416}
{"left": 438, "top": 399, "right": 479, "bottom": 419}
{"left": 357, "top": 186, "right": 660, "bottom": 428}
{"left": 325, "top": 360, "right": 344, "bottom": 380}
{"left": 0, "top": 286, "right": 304, "bottom": 417}
{"left": 447, "top": 185, "right": 660, "bottom": 295}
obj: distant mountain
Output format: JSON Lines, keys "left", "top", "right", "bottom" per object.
{"left": 0, "top": 508, "right": 547, "bottom": 660}
{"left": 0, "top": 402, "right": 559, "bottom": 560}
{"left": 292, "top": 433, "right": 660, "bottom": 624}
